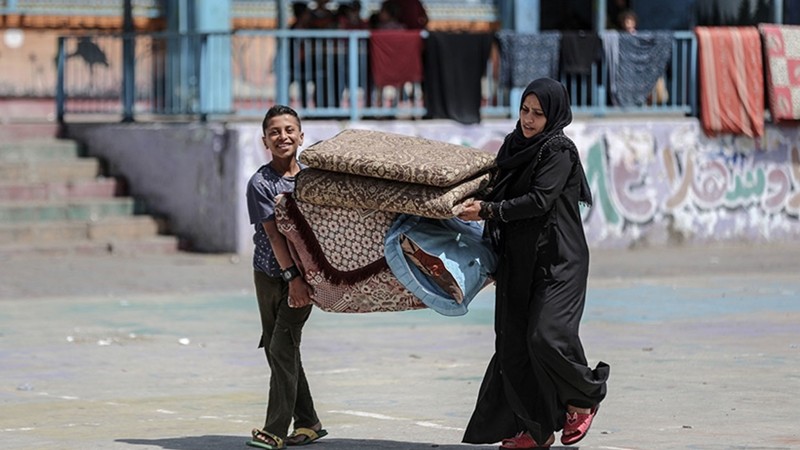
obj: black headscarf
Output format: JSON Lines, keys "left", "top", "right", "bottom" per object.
{"left": 489, "top": 78, "right": 592, "bottom": 206}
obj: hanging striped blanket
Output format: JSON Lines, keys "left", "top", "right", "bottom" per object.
{"left": 695, "top": 27, "right": 764, "bottom": 137}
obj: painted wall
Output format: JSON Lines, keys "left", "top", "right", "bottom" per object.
{"left": 69, "top": 118, "right": 800, "bottom": 254}
{"left": 65, "top": 123, "right": 240, "bottom": 253}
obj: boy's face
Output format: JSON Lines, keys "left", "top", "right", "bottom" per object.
{"left": 262, "top": 114, "right": 304, "bottom": 160}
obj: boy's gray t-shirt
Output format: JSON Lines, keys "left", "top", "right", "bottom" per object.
{"left": 246, "top": 163, "right": 305, "bottom": 277}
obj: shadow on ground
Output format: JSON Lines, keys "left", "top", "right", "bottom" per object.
{"left": 115, "top": 435, "right": 571, "bottom": 449}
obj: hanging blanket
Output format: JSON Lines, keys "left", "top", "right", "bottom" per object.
{"left": 561, "top": 31, "right": 602, "bottom": 75}
{"left": 423, "top": 32, "right": 493, "bottom": 124}
{"left": 370, "top": 30, "right": 424, "bottom": 87}
{"left": 497, "top": 31, "right": 561, "bottom": 88}
{"left": 274, "top": 193, "right": 425, "bottom": 313}
{"left": 295, "top": 168, "right": 492, "bottom": 219}
{"left": 695, "top": 27, "right": 764, "bottom": 137}
{"left": 759, "top": 24, "right": 800, "bottom": 123}
{"left": 613, "top": 31, "right": 673, "bottom": 107}
{"left": 298, "top": 129, "right": 496, "bottom": 187}
{"left": 384, "top": 215, "right": 497, "bottom": 317}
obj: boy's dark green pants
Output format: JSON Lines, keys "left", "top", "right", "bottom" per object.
{"left": 254, "top": 270, "right": 319, "bottom": 439}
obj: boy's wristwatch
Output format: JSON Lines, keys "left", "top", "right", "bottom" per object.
{"left": 281, "top": 265, "right": 301, "bottom": 282}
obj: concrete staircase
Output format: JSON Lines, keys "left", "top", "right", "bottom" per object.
{"left": 0, "top": 139, "right": 179, "bottom": 256}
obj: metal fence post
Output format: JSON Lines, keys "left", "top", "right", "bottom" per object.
{"left": 122, "top": 0, "right": 136, "bottom": 122}
{"left": 276, "top": 34, "right": 290, "bottom": 106}
{"left": 56, "top": 37, "right": 66, "bottom": 125}
{"left": 689, "top": 33, "right": 698, "bottom": 117}
{"left": 348, "top": 34, "right": 359, "bottom": 122}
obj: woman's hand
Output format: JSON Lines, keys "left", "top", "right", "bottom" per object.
{"left": 288, "top": 278, "right": 315, "bottom": 308}
{"left": 458, "top": 200, "right": 484, "bottom": 222}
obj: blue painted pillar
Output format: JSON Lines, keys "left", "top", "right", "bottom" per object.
{"left": 513, "top": 0, "right": 539, "bottom": 33}
{"left": 497, "top": 0, "right": 514, "bottom": 31}
{"left": 775, "top": 0, "right": 784, "bottom": 24}
{"left": 275, "top": 0, "right": 290, "bottom": 106}
{"left": 595, "top": 0, "right": 607, "bottom": 31}
{"left": 509, "top": 0, "right": 539, "bottom": 115}
{"left": 195, "top": 0, "right": 232, "bottom": 115}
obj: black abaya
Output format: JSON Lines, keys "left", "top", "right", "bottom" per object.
{"left": 463, "top": 79, "right": 610, "bottom": 445}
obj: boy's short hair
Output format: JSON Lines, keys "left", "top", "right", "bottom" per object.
{"left": 262, "top": 105, "right": 302, "bottom": 134}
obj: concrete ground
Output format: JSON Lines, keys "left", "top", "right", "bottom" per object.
{"left": 1, "top": 242, "right": 799, "bottom": 450}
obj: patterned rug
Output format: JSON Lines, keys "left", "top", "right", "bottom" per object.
{"left": 760, "top": 24, "right": 800, "bottom": 123}
{"left": 695, "top": 27, "right": 764, "bottom": 137}
{"left": 274, "top": 193, "right": 425, "bottom": 313}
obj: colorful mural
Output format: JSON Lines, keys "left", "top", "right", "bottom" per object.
{"left": 237, "top": 118, "right": 800, "bottom": 250}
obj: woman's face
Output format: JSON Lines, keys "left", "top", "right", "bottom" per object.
{"left": 520, "top": 94, "right": 547, "bottom": 138}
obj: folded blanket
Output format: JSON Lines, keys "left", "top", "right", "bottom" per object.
{"left": 274, "top": 193, "right": 425, "bottom": 313}
{"left": 295, "top": 168, "right": 492, "bottom": 219}
{"left": 299, "top": 129, "right": 496, "bottom": 187}
{"left": 759, "top": 24, "right": 800, "bottom": 123}
{"left": 695, "top": 26, "right": 764, "bottom": 137}
{"left": 384, "top": 215, "right": 497, "bottom": 317}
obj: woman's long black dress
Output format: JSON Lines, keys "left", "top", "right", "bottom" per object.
{"left": 462, "top": 133, "right": 610, "bottom": 445}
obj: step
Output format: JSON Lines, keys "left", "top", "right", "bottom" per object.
{"left": 0, "top": 216, "right": 163, "bottom": 245}
{"left": 0, "top": 198, "right": 137, "bottom": 223}
{"left": 0, "top": 159, "right": 100, "bottom": 183}
{"left": 0, "top": 235, "right": 180, "bottom": 257}
{"left": 0, "top": 178, "right": 123, "bottom": 201}
{"left": 0, "top": 123, "right": 60, "bottom": 141}
{"left": 0, "top": 139, "right": 82, "bottom": 162}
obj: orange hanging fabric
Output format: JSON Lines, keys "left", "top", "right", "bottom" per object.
{"left": 695, "top": 27, "right": 764, "bottom": 137}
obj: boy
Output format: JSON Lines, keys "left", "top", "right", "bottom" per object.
{"left": 245, "top": 105, "right": 326, "bottom": 449}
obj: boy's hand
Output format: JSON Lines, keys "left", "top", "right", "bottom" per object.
{"left": 288, "top": 278, "right": 315, "bottom": 308}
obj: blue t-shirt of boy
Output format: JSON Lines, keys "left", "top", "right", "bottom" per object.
{"left": 245, "top": 163, "right": 305, "bottom": 277}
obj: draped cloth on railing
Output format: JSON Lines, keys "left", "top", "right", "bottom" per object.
{"left": 695, "top": 27, "right": 764, "bottom": 138}
{"left": 497, "top": 31, "right": 561, "bottom": 89}
{"left": 561, "top": 31, "right": 602, "bottom": 75}
{"left": 760, "top": 24, "right": 800, "bottom": 123}
{"left": 369, "top": 30, "right": 424, "bottom": 87}
{"left": 604, "top": 30, "right": 673, "bottom": 107}
{"left": 423, "top": 32, "right": 493, "bottom": 124}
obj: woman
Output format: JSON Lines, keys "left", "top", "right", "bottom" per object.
{"left": 458, "top": 78, "right": 609, "bottom": 448}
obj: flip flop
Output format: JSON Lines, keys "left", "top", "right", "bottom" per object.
{"left": 499, "top": 431, "right": 553, "bottom": 448}
{"left": 287, "top": 427, "right": 328, "bottom": 446}
{"left": 561, "top": 405, "right": 599, "bottom": 445}
{"left": 246, "top": 428, "right": 286, "bottom": 449}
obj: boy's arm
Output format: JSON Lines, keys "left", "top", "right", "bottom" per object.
{"left": 262, "top": 220, "right": 315, "bottom": 308}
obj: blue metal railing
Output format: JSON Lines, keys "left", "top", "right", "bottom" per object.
{"left": 56, "top": 29, "right": 697, "bottom": 122}
{"left": 0, "top": 0, "right": 162, "bottom": 17}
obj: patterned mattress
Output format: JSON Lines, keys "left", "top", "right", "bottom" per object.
{"left": 295, "top": 168, "right": 492, "bottom": 219}
{"left": 298, "top": 129, "right": 496, "bottom": 187}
